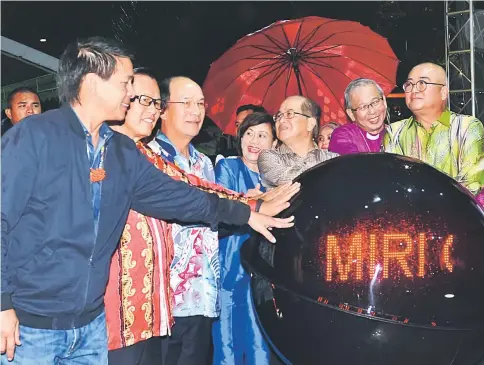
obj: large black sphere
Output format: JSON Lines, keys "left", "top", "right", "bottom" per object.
{"left": 242, "top": 153, "right": 484, "bottom": 365}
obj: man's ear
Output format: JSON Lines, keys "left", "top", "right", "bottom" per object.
{"left": 272, "top": 138, "right": 278, "bottom": 148}
{"left": 5, "top": 108, "right": 12, "bottom": 120}
{"left": 441, "top": 85, "right": 449, "bottom": 101}
{"left": 82, "top": 73, "right": 99, "bottom": 96}
{"left": 307, "top": 117, "right": 317, "bottom": 133}
{"left": 346, "top": 109, "right": 356, "bottom": 122}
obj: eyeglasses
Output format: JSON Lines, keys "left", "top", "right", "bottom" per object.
{"left": 402, "top": 80, "right": 445, "bottom": 93}
{"left": 350, "top": 97, "right": 384, "bottom": 114}
{"left": 273, "top": 109, "right": 311, "bottom": 122}
{"left": 131, "top": 95, "right": 163, "bottom": 110}
{"left": 166, "top": 100, "right": 208, "bottom": 110}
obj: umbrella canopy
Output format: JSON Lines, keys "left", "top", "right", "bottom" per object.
{"left": 203, "top": 16, "right": 399, "bottom": 136}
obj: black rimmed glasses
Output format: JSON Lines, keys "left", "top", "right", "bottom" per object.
{"left": 402, "top": 80, "right": 445, "bottom": 93}
{"left": 273, "top": 109, "right": 311, "bottom": 122}
{"left": 166, "top": 100, "right": 208, "bottom": 110}
{"left": 351, "top": 97, "right": 384, "bottom": 114}
{"left": 131, "top": 95, "right": 163, "bottom": 110}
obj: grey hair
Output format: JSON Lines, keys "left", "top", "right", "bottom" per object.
{"left": 344, "top": 78, "right": 385, "bottom": 110}
{"left": 299, "top": 96, "right": 321, "bottom": 141}
{"left": 319, "top": 122, "right": 339, "bottom": 133}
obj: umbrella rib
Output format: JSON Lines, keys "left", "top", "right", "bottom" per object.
{"left": 211, "top": 59, "right": 284, "bottom": 97}
{"left": 297, "top": 18, "right": 350, "bottom": 49}
{"left": 298, "top": 26, "right": 344, "bottom": 53}
{"left": 231, "top": 43, "right": 284, "bottom": 53}
{"left": 253, "top": 61, "right": 289, "bottom": 82}
{"left": 297, "top": 22, "right": 330, "bottom": 52}
{"left": 304, "top": 41, "right": 399, "bottom": 61}
{"left": 303, "top": 59, "right": 353, "bottom": 84}
{"left": 245, "top": 56, "right": 284, "bottom": 60}
{"left": 297, "top": 67, "right": 310, "bottom": 96}
{"left": 280, "top": 23, "right": 293, "bottom": 50}
{"left": 208, "top": 57, "right": 273, "bottom": 77}
{"left": 258, "top": 63, "right": 291, "bottom": 104}
{"left": 309, "top": 55, "right": 347, "bottom": 60}
{"left": 248, "top": 58, "right": 286, "bottom": 72}
{"left": 299, "top": 62, "right": 343, "bottom": 114}
{"left": 261, "top": 32, "right": 290, "bottom": 51}
{"left": 232, "top": 62, "right": 289, "bottom": 114}
{"left": 303, "top": 58, "right": 334, "bottom": 70}
{"left": 208, "top": 48, "right": 282, "bottom": 75}
{"left": 229, "top": 43, "right": 285, "bottom": 58}
{"left": 292, "top": 17, "right": 306, "bottom": 50}
{"left": 251, "top": 43, "right": 286, "bottom": 53}
{"left": 284, "top": 64, "right": 293, "bottom": 100}
{"left": 302, "top": 44, "right": 341, "bottom": 57}
{"left": 305, "top": 54, "right": 396, "bottom": 86}
{"left": 298, "top": 20, "right": 381, "bottom": 53}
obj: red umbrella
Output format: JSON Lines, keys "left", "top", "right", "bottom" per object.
{"left": 203, "top": 16, "right": 399, "bottom": 136}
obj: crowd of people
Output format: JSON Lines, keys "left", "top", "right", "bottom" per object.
{"left": 1, "top": 35, "right": 483, "bottom": 365}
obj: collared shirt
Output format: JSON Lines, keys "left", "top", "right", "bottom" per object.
{"left": 79, "top": 121, "right": 114, "bottom": 237}
{"left": 258, "top": 142, "right": 339, "bottom": 188}
{"left": 383, "top": 109, "right": 484, "bottom": 195}
{"left": 148, "top": 132, "right": 220, "bottom": 318}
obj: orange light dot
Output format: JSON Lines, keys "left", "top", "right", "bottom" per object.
{"left": 382, "top": 234, "right": 413, "bottom": 278}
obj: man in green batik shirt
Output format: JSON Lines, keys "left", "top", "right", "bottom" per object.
{"left": 383, "top": 62, "right": 484, "bottom": 195}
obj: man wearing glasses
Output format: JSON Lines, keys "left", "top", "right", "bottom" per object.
{"left": 383, "top": 62, "right": 484, "bottom": 195}
{"left": 146, "top": 76, "right": 221, "bottom": 364}
{"left": 258, "top": 95, "right": 338, "bottom": 188}
{"left": 147, "top": 76, "right": 298, "bottom": 365}
{"left": 329, "top": 78, "right": 388, "bottom": 155}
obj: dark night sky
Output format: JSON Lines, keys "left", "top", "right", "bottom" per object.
{"left": 1, "top": 1, "right": 446, "bottom": 88}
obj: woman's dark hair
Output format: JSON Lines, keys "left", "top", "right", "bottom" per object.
{"left": 236, "top": 112, "right": 276, "bottom": 157}
{"left": 57, "top": 36, "right": 135, "bottom": 104}
{"left": 236, "top": 104, "right": 266, "bottom": 115}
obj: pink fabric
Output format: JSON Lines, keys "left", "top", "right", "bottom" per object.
{"left": 329, "top": 123, "right": 385, "bottom": 155}
{"left": 477, "top": 190, "right": 484, "bottom": 208}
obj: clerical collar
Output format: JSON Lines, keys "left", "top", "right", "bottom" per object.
{"left": 356, "top": 124, "right": 382, "bottom": 140}
{"left": 366, "top": 132, "right": 380, "bottom": 141}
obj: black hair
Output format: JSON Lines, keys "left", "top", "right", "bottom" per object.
{"left": 6, "top": 87, "right": 41, "bottom": 109}
{"left": 159, "top": 76, "right": 196, "bottom": 105}
{"left": 133, "top": 66, "right": 158, "bottom": 81}
{"left": 236, "top": 104, "right": 267, "bottom": 116}
{"left": 159, "top": 76, "right": 177, "bottom": 105}
{"left": 133, "top": 67, "right": 164, "bottom": 110}
{"left": 133, "top": 67, "right": 163, "bottom": 144}
{"left": 236, "top": 111, "right": 276, "bottom": 157}
{"left": 57, "top": 36, "right": 135, "bottom": 104}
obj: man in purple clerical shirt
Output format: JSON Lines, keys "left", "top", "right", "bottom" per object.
{"left": 329, "top": 78, "right": 388, "bottom": 155}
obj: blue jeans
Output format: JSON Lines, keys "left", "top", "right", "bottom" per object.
{"left": 1, "top": 311, "right": 107, "bottom": 365}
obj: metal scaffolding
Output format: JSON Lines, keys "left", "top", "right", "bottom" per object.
{"left": 445, "top": 0, "right": 484, "bottom": 120}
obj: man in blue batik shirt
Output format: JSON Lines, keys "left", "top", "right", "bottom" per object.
{"left": 148, "top": 76, "right": 224, "bottom": 365}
